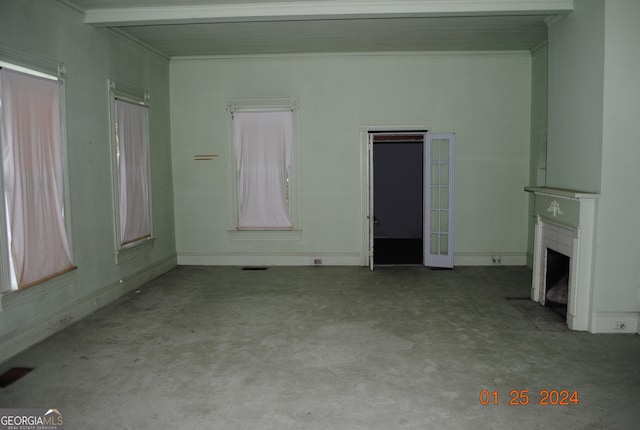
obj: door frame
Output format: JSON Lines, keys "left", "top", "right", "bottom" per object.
{"left": 359, "top": 125, "right": 430, "bottom": 268}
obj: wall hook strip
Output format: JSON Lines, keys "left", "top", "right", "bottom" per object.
{"left": 194, "top": 154, "right": 218, "bottom": 160}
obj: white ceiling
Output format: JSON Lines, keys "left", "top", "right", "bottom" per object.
{"left": 65, "top": 0, "right": 573, "bottom": 57}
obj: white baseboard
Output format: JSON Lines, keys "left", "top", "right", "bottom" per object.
{"left": 179, "top": 252, "right": 528, "bottom": 267}
{"left": 178, "top": 253, "right": 361, "bottom": 266}
{"left": 591, "top": 312, "right": 639, "bottom": 334}
{"left": 453, "top": 253, "right": 527, "bottom": 266}
{"left": 0, "top": 255, "right": 177, "bottom": 364}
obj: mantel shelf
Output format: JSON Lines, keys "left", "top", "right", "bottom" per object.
{"left": 524, "top": 186, "right": 599, "bottom": 200}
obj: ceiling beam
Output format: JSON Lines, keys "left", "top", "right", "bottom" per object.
{"left": 84, "top": 0, "right": 574, "bottom": 27}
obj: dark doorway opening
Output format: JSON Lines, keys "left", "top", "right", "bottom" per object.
{"left": 373, "top": 135, "right": 424, "bottom": 265}
{"left": 545, "top": 248, "right": 570, "bottom": 320}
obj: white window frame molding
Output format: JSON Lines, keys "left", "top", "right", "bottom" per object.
{"left": 0, "top": 48, "right": 74, "bottom": 305}
{"left": 107, "top": 78, "right": 155, "bottom": 263}
{"left": 226, "top": 97, "right": 301, "bottom": 240}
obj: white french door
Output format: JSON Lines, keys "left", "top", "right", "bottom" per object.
{"left": 368, "top": 133, "right": 375, "bottom": 271}
{"left": 424, "top": 133, "right": 455, "bottom": 268}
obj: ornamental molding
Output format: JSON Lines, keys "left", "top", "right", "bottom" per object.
{"left": 547, "top": 200, "right": 563, "bottom": 217}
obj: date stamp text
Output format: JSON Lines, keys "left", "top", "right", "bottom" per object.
{"left": 479, "top": 389, "right": 579, "bottom": 406}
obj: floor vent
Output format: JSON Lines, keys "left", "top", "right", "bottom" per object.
{"left": 0, "top": 367, "right": 33, "bottom": 388}
{"left": 241, "top": 267, "right": 268, "bottom": 271}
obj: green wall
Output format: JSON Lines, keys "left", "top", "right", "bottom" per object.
{"left": 171, "top": 52, "right": 532, "bottom": 265}
{"left": 547, "top": 0, "right": 640, "bottom": 329}
{"left": 593, "top": 0, "right": 640, "bottom": 314}
{"left": 0, "top": 0, "right": 176, "bottom": 362}
{"left": 547, "top": 0, "right": 605, "bottom": 192}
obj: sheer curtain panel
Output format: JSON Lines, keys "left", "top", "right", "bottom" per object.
{"left": 115, "top": 99, "right": 151, "bottom": 245}
{"left": 0, "top": 68, "right": 73, "bottom": 290}
{"left": 233, "top": 110, "right": 293, "bottom": 229}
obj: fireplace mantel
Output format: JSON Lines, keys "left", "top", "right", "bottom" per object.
{"left": 524, "top": 186, "right": 600, "bottom": 200}
{"left": 525, "top": 186, "right": 599, "bottom": 332}
{"left": 525, "top": 186, "right": 598, "bottom": 229}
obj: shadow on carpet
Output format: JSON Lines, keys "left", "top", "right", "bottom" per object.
{"left": 507, "top": 298, "right": 569, "bottom": 332}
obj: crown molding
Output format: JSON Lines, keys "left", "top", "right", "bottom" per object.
{"left": 55, "top": 0, "right": 86, "bottom": 15}
{"left": 84, "top": 0, "right": 574, "bottom": 27}
{"left": 531, "top": 40, "right": 549, "bottom": 54}
{"left": 107, "top": 28, "right": 170, "bottom": 60}
{"left": 171, "top": 49, "right": 532, "bottom": 63}
{"left": 544, "top": 14, "right": 565, "bottom": 27}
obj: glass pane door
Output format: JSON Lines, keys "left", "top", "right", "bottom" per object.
{"left": 424, "top": 134, "right": 455, "bottom": 268}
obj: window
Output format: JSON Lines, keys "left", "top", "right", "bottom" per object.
{"left": 0, "top": 65, "right": 74, "bottom": 291}
{"left": 108, "top": 80, "right": 152, "bottom": 253}
{"left": 234, "top": 110, "right": 292, "bottom": 229}
{"left": 114, "top": 99, "right": 151, "bottom": 245}
{"left": 228, "top": 98, "right": 299, "bottom": 233}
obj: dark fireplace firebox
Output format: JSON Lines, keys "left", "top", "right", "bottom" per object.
{"left": 545, "top": 248, "right": 570, "bottom": 319}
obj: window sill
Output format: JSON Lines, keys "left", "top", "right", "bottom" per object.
{"left": 1, "top": 267, "right": 77, "bottom": 312}
{"left": 115, "top": 237, "right": 156, "bottom": 264}
{"left": 227, "top": 229, "right": 302, "bottom": 241}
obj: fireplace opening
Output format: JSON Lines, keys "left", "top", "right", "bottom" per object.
{"left": 545, "top": 248, "right": 570, "bottom": 320}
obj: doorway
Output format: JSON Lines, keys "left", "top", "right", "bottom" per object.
{"left": 364, "top": 129, "right": 455, "bottom": 270}
{"left": 372, "top": 134, "right": 424, "bottom": 264}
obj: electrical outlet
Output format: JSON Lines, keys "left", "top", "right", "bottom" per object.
{"left": 313, "top": 258, "right": 322, "bottom": 265}
{"left": 614, "top": 321, "right": 626, "bottom": 330}
{"left": 94, "top": 298, "right": 101, "bottom": 308}
{"left": 492, "top": 257, "right": 502, "bottom": 264}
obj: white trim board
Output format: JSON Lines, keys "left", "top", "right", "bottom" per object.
{"left": 453, "top": 253, "right": 527, "bottom": 266}
{"left": 591, "top": 312, "right": 639, "bottom": 334}
{"left": 179, "top": 252, "right": 526, "bottom": 267}
{"left": 172, "top": 50, "right": 532, "bottom": 63}
{"left": 178, "top": 253, "right": 360, "bottom": 266}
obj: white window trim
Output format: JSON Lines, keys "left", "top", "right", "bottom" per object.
{"left": 0, "top": 46, "right": 63, "bottom": 81}
{"left": 226, "top": 98, "right": 301, "bottom": 240}
{"left": 107, "top": 79, "right": 155, "bottom": 263}
{"left": 0, "top": 50, "right": 74, "bottom": 304}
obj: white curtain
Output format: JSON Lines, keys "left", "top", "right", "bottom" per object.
{"left": 0, "top": 68, "right": 73, "bottom": 290}
{"left": 115, "top": 99, "right": 151, "bottom": 245}
{"left": 234, "top": 110, "right": 292, "bottom": 229}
